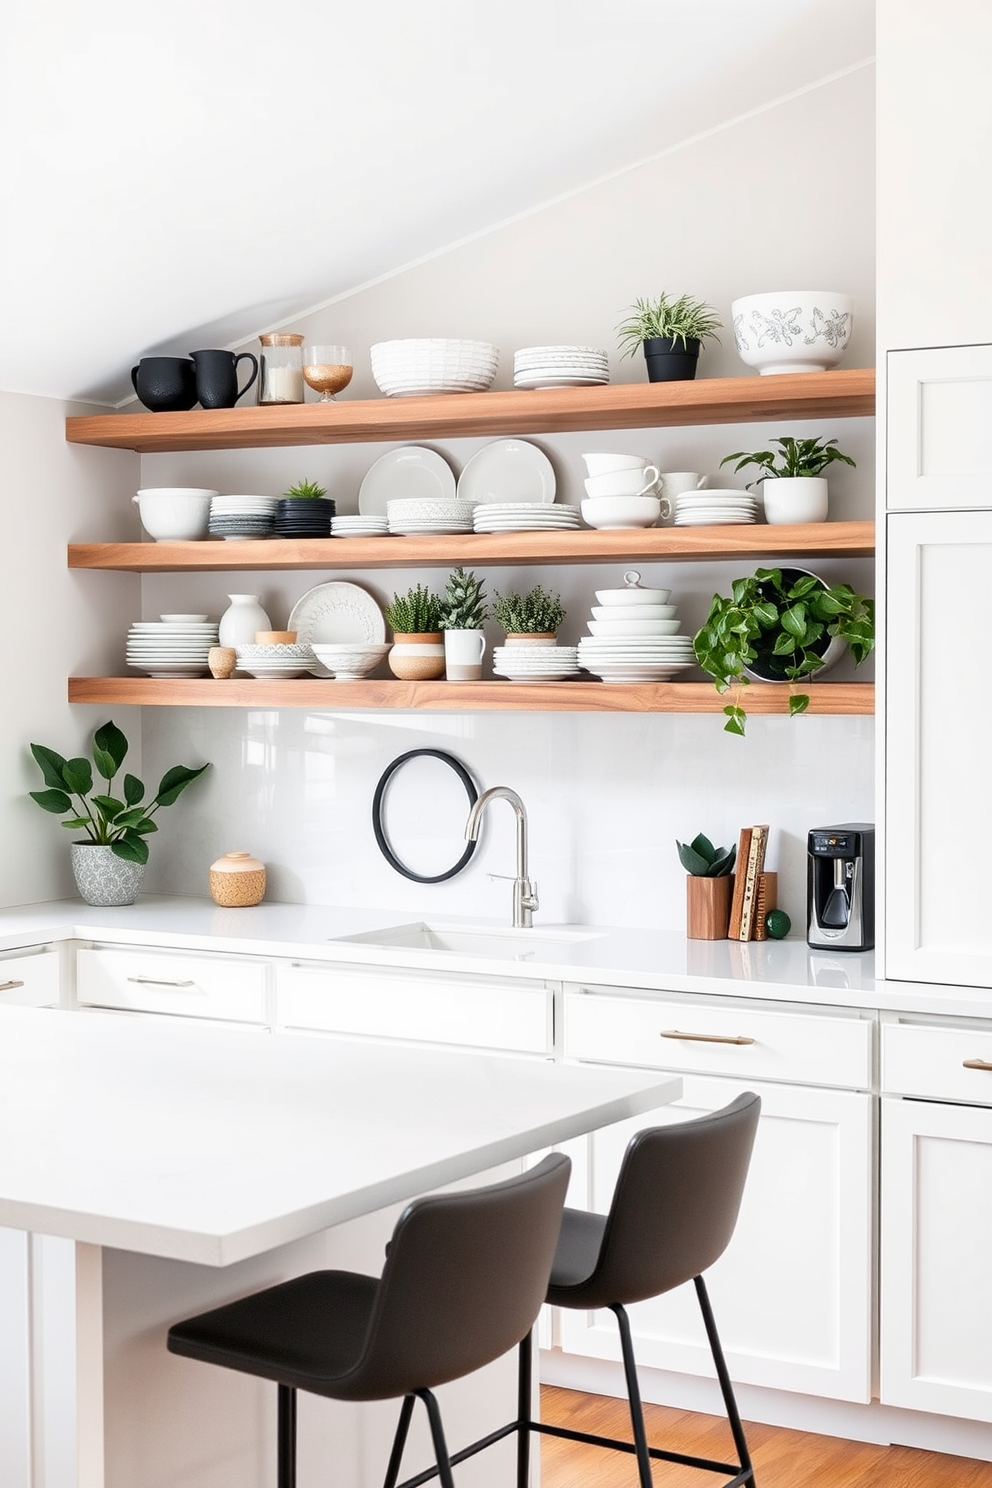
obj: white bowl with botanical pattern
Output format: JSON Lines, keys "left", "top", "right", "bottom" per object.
{"left": 731, "top": 291, "right": 854, "bottom": 375}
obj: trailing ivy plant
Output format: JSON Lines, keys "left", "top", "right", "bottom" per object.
{"left": 720, "top": 436, "right": 856, "bottom": 484}
{"left": 676, "top": 833, "right": 737, "bottom": 877}
{"left": 616, "top": 292, "right": 723, "bottom": 356}
{"left": 492, "top": 584, "right": 565, "bottom": 634}
{"left": 692, "top": 567, "right": 875, "bottom": 737}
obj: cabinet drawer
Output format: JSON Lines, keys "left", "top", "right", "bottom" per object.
{"left": 76, "top": 946, "right": 267, "bottom": 1023}
{"left": 882, "top": 1020, "right": 992, "bottom": 1104}
{"left": 564, "top": 989, "right": 872, "bottom": 1089}
{"left": 276, "top": 961, "right": 551, "bottom": 1054}
{"left": 0, "top": 947, "right": 60, "bottom": 1007}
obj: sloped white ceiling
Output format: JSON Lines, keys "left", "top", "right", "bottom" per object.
{"left": 0, "top": 0, "right": 873, "bottom": 404}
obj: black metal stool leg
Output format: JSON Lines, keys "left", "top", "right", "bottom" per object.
{"left": 694, "top": 1276, "right": 756, "bottom": 1487}
{"left": 611, "top": 1303, "right": 654, "bottom": 1488}
{"left": 516, "top": 1329, "right": 534, "bottom": 1488}
{"left": 384, "top": 1395, "right": 417, "bottom": 1488}
{"left": 277, "top": 1383, "right": 297, "bottom": 1488}
{"left": 417, "top": 1389, "right": 456, "bottom": 1488}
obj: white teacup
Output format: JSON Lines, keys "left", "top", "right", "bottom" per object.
{"left": 582, "top": 452, "right": 654, "bottom": 476}
{"left": 443, "top": 628, "right": 487, "bottom": 682}
{"left": 584, "top": 465, "right": 660, "bottom": 499}
{"left": 657, "top": 471, "right": 708, "bottom": 499}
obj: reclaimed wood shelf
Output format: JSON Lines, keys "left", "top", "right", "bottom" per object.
{"left": 67, "top": 677, "right": 874, "bottom": 714}
{"left": 64, "top": 369, "right": 875, "bottom": 452}
{"left": 68, "top": 520, "right": 875, "bottom": 573}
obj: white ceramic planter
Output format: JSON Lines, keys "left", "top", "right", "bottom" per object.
{"left": 762, "top": 476, "right": 829, "bottom": 524}
{"left": 388, "top": 633, "right": 446, "bottom": 680}
{"left": 70, "top": 844, "right": 145, "bottom": 906}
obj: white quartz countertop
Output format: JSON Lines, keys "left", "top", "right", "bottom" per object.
{"left": 1, "top": 895, "right": 989, "bottom": 1017}
{"left": 0, "top": 1003, "right": 679, "bottom": 1265}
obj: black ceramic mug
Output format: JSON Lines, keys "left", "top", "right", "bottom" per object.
{"left": 130, "top": 356, "right": 198, "bottom": 412}
{"left": 190, "top": 349, "right": 259, "bottom": 409}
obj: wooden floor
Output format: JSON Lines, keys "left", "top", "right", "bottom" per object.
{"left": 540, "top": 1387, "right": 992, "bottom": 1488}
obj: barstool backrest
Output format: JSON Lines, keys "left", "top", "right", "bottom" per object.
{"left": 352, "top": 1152, "right": 571, "bottom": 1399}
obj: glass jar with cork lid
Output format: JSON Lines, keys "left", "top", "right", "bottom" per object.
{"left": 258, "top": 333, "right": 304, "bottom": 404}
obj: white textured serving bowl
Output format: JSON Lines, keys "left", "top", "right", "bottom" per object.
{"left": 133, "top": 488, "right": 217, "bottom": 541}
{"left": 310, "top": 642, "right": 391, "bottom": 679}
{"left": 731, "top": 291, "right": 854, "bottom": 375}
{"left": 371, "top": 338, "right": 499, "bottom": 396}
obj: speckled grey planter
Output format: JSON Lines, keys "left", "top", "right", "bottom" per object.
{"left": 70, "top": 844, "right": 145, "bottom": 906}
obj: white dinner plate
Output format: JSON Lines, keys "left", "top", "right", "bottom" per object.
{"left": 358, "top": 447, "right": 456, "bottom": 516}
{"left": 457, "top": 439, "right": 556, "bottom": 505}
{"left": 288, "top": 581, "right": 386, "bottom": 646}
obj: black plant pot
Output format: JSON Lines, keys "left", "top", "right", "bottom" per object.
{"left": 642, "top": 336, "right": 700, "bottom": 383}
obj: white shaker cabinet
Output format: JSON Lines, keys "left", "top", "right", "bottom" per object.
{"left": 559, "top": 986, "right": 874, "bottom": 1403}
{"left": 887, "top": 344, "right": 992, "bottom": 510}
{"left": 0, "top": 945, "right": 61, "bottom": 1007}
{"left": 880, "top": 1017, "right": 992, "bottom": 1420}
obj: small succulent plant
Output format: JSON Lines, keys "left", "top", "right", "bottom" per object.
{"left": 676, "top": 833, "right": 737, "bottom": 877}
{"left": 284, "top": 478, "right": 327, "bottom": 500}
{"left": 440, "top": 567, "right": 488, "bottom": 630}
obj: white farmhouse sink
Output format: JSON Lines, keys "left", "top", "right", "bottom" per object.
{"left": 333, "top": 921, "right": 605, "bottom": 963}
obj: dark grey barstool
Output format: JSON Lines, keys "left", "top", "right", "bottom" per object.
{"left": 393, "top": 1092, "right": 761, "bottom": 1488}
{"left": 167, "top": 1152, "right": 571, "bottom": 1488}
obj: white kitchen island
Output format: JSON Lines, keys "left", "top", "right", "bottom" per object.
{"left": 0, "top": 1003, "right": 679, "bottom": 1488}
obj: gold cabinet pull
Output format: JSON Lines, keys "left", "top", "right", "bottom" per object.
{"left": 660, "top": 1029, "right": 755, "bottom": 1047}
{"left": 0, "top": 979, "right": 25, "bottom": 992}
{"left": 963, "top": 1058, "right": 992, "bottom": 1071}
{"left": 127, "top": 976, "right": 196, "bottom": 988}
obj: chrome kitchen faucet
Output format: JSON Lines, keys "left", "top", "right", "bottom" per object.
{"left": 464, "top": 786, "right": 539, "bottom": 929}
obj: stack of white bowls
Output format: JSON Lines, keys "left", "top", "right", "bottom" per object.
{"left": 576, "top": 572, "right": 695, "bottom": 682}
{"left": 126, "top": 614, "right": 219, "bottom": 678}
{"left": 209, "top": 495, "right": 278, "bottom": 540}
{"left": 331, "top": 515, "right": 389, "bottom": 539}
{"left": 386, "top": 498, "right": 475, "bottom": 535}
{"left": 513, "top": 345, "right": 609, "bottom": 389}
{"left": 370, "top": 339, "right": 499, "bottom": 397}
{"left": 580, "top": 453, "right": 664, "bottom": 530}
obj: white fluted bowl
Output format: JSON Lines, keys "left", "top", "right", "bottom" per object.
{"left": 731, "top": 291, "right": 854, "bottom": 374}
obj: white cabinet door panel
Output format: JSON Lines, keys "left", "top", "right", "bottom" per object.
{"left": 0, "top": 947, "right": 60, "bottom": 1007}
{"left": 76, "top": 946, "right": 268, "bottom": 1023}
{"left": 559, "top": 1073, "right": 873, "bottom": 1402}
{"left": 0, "top": 1228, "right": 30, "bottom": 1488}
{"left": 888, "top": 344, "right": 992, "bottom": 509}
{"left": 885, "top": 512, "right": 992, "bottom": 986}
{"left": 880, "top": 1095, "right": 992, "bottom": 1420}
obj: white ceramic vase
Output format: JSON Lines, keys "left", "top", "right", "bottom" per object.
{"left": 218, "top": 594, "right": 272, "bottom": 647}
{"left": 762, "top": 476, "right": 829, "bottom": 525}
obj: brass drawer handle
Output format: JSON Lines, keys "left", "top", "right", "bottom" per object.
{"left": 963, "top": 1058, "right": 992, "bottom": 1071}
{"left": 661, "top": 1029, "right": 755, "bottom": 1047}
{"left": 0, "top": 979, "right": 25, "bottom": 992}
{"left": 126, "top": 976, "right": 196, "bottom": 988}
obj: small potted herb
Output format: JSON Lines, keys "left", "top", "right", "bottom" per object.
{"left": 720, "top": 436, "right": 856, "bottom": 524}
{"left": 440, "top": 568, "right": 488, "bottom": 681}
{"left": 28, "top": 720, "right": 209, "bottom": 905}
{"left": 491, "top": 585, "right": 565, "bottom": 645}
{"left": 277, "top": 477, "right": 335, "bottom": 537}
{"left": 693, "top": 566, "right": 875, "bottom": 736}
{"left": 616, "top": 292, "right": 722, "bottom": 382}
{"left": 384, "top": 583, "right": 446, "bottom": 679}
{"left": 677, "top": 833, "right": 737, "bottom": 939}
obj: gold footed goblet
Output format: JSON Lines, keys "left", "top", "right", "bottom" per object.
{"left": 303, "top": 344, "right": 353, "bottom": 401}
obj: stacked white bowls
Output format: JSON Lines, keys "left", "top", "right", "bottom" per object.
{"left": 580, "top": 453, "right": 664, "bottom": 529}
{"left": 370, "top": 339, "right": 499, "bottom": 396}
{"left": 577, "top": 572, "right": 695, "bottom": 682}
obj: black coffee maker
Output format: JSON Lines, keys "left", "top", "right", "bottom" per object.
{"left": 807, "top": 824, "right": 875, "bottom": 951}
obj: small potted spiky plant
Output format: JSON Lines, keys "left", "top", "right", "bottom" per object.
{"left": 677, "top": 833, "right": 737, "bottom": 939}
{"left": 384, "top": 583, "right": 446, "bottom": 679}
{"left": 440, "top": 567, "right": 488, "bottom": 682}
{"left": 617, "top": 292, "right": 722, "bottom": 382}
{"left": 276, "top": 477, "right": 335, "bottom": 537}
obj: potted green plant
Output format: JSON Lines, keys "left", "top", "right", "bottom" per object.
{"left": 720, "top": 436, "right": 856, "bottom": 524}
{"left": 383, "top": 583, "right": 446, "bottom": 679}
{"left": 440, "top": 568, "right": 488, "bottom": 681}
{"left": 616, "top": 292, "right": 722, "bottom": 383}
{"left": 277, "top": 477, "right": 334, "bottom": 536}
{"left": 28, "top": 720, "right": 209, "bottom": 905}
{"left": 676, "top": 833, "right": 737, "bottom": 939}
{"left": 692, "top": 566, "right": 875, "bottom": 736}
{"left": 491, "top": 585, "right": 565, "bottom": 645}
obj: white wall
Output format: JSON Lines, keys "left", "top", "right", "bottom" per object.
{"left": 0, "top": 392, "right": 140, "bottom": 907}
{"left": 136, "top": 67, "right": 877, "bottom": 934}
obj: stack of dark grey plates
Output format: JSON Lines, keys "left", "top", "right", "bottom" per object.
{"left": 272, "top": 497, "right": 336, "bottom": 538}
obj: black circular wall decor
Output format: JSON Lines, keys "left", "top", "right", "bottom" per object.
{"left": 372, "top": 749, "right": 480, "bottom": 883}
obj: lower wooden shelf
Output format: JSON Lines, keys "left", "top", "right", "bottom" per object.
{"left": 68, "top": 677, "right": 875, "bottom": 714}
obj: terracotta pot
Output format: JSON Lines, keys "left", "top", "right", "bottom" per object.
{"left": 686, "top": 875, "right": 734, "bottom": 940}
{"left": 388, "top": 632, "right": 446, "bottom": 680}
{"left": 503, "top": 633, "right": 558, "bottom": 647}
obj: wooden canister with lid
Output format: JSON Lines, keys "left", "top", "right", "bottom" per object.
{"left": 209, "top": 851, "right": 266, "bottom": 907}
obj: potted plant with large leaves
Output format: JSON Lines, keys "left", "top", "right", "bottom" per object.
{"left": 719, "top": 435, "right": 856, "bottom": 524}
{"left": 28, "top": 720, "right": 209, "bottom": 905}
{"left": 616, "top": 292, "right": 722, "bottom": 382}
{"left": 693, "top": 566, "right": 874, "bottom": 736}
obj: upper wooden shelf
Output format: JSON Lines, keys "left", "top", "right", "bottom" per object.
{"left": 68, "top": 520, "right": 874, "bottom": 573}
{"left": 64, "top": 369, "right": 876, "bottom": 453}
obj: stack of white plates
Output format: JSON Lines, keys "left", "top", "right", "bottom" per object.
{"left": 234, "top": 643, "right": 315, "bottom": 679}
{"left": 209, "top": 495, "right": 277, "bottom": 540}
{"left": 493, "top": 645, "right": 580, "bottom": 682}
{"left": 370, "top": 339, "right": 499, "bottom": 397}
{"left": 386, "top": 498, "right": 475, "bottom": 535}
{"left": 331, "top": 515, "right": 389, "bottom": 538}
{"left": 473, "top": 503, "right": 582, "bottom": 533}
{"left": 126, "top": 617, "right": 219, "bottom": 678}
{"left": 674, "top": 488, "right": 758, "bottom": 526}
{"left": 577, "top": 637, "right": 696, "bottom": 682}
{"left": 513, "top": 345, "right": 609, "bottom": 389}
